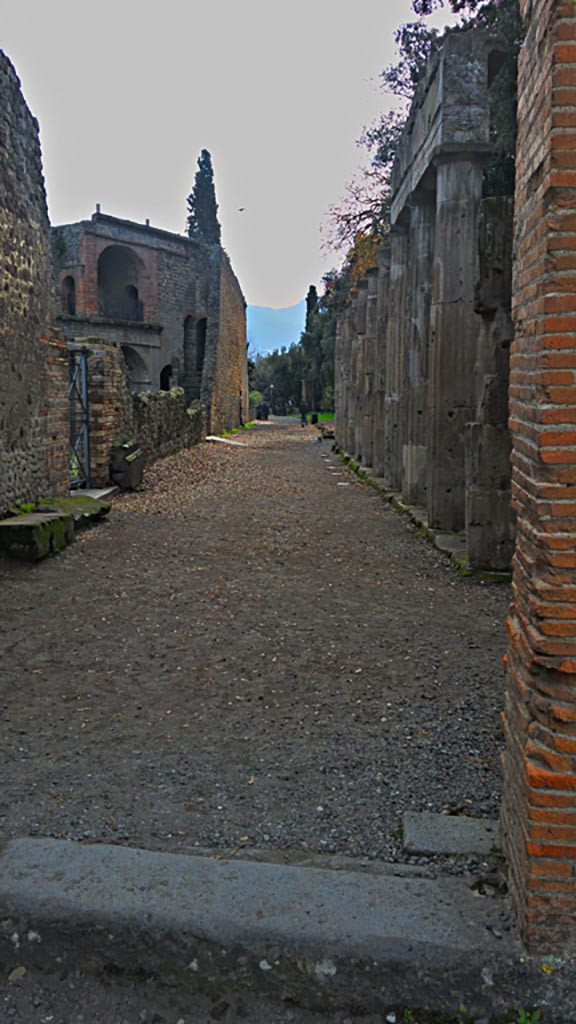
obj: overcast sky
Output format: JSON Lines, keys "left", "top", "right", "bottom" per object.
{"left": 1, "top": 1, "right": 454, "bottom": 309}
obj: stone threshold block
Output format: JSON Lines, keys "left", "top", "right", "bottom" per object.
{"left": 2, "top": 837, "right": 575, "bottom": 1019}
{"left": 403, "top": 811, "right": 500, "bottom": 856}
{"left": 0, "top": 512, "right": 74, "bottom": 561}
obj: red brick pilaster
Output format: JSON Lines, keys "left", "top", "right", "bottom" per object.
{"left": 502, "top": 0, "right": 576, "bottom": 952}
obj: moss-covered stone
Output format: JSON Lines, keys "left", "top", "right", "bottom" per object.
{"left": 36, "top": 495, "right": 110, "bottom": 526}
{"left": 0, "top": 512, "right": 74, "bottom": 561}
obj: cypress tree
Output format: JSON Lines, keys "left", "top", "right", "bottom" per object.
{"left": 186, "top": 149, "right": 221, "bottom": 245}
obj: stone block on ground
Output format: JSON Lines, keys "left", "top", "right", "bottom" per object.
{"left": 433, "top": 532, "right": 467, "bottom": 557}
{"left": 110, "top": 444, "right": 146, "bottom": 490}
{"left": 36, "top": 495, "right": 111, "bottom": 527}
{"left": 403, "top": 812, "right": 500, "bottom": 856}
{"left": 0, "top": 512, "right": 74, "bottom": 561}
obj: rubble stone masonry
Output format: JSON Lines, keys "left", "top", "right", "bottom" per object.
{"left": 0, "top": 52, "right": 68, "bottom": 514}
{"left": 502, "top": 0, "right": 576, "bottom": 952}
{"left": 73, "top": 338, "right": 208, "bottom": 487}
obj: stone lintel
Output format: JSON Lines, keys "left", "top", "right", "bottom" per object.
{"left": 392, "top": 143, "right": 492, "bottom": 227}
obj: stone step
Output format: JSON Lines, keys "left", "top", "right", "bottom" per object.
{"left": 0, "top": 837, "right": 554, "bottom": 1021}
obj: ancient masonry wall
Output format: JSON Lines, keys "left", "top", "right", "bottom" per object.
{"left": 208, "top": 252, "right": 249, "bottom": 434}
{"left": 76, "top": 338, "right": 208, "bottom": 486}
{"left": 334, "top": 29, "right": 514, "bottom": 572}
{"left": 52, "top": 214, "right": 248, "bottom": 447}
{"left": 501, "top": 0, "right": 576, "bottom": 953}
{"left": 0, "top": 51, "right": 68, "bottom": 515}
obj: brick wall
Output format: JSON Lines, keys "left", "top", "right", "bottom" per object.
{"left": 0, "top": 51, "right": 68, "bottom": 514}
{"left": 75, "top": 338, "right": 209, "bottom": 486}
{"left": 83, "top": 340, "right": 133, "bottom": 486}
{"left": 52, "top": 215, "right": 247, "bottom": 433}
{"left": 501, "top": 0, "right": 576, "bottom": 953}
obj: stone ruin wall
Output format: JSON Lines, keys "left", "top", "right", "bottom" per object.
{"left": 52, "top": 215, "right": 249, "bottom": 447}
{"left": 208, "top": 251, "right": 249, "bottom": 434}
{"left": 334, "top": 29, "right": 515, "bottom": 573}
{"left": 0, "top": 52, "right": 68, "bottom": 515}
{"left": 0, "top": 53, "right": 223, "bottom": 510}
{"left": 71, "top": 338, "right": 208, "bottom": 487}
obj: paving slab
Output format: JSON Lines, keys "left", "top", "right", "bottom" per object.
{"left": 78, "top": 486, "right": 118, "bottom": 502}
{"left": 1, "top": 839, "right": 575, "bottom": 1020}
{"left": 403, "top": 812, "right": 500, "bottom": 856}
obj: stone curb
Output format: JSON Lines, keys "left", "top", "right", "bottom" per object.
{"left": 0, "top": 839, "right": 574, "bottom": 1020}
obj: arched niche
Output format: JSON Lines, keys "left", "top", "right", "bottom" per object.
{"left": 183, "top": 316, "right": 207, "bottom": 402}
{"left": 98, "top": 246, "right": 144, "bottom": 321}
{"left": 61, "top": 275, "right": 76, "bottom": 315}
{"left": 160, "top": 364, "right": 172, "bottom": 391}
{"left": 121, "top": 345, "right": 150, "bottom": 392}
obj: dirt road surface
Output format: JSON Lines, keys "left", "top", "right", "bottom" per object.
{"left": 1, "top": 417, "right": 511, "bottom": 1021}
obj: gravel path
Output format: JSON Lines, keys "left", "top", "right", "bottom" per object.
{"left": 0, "top": 966, "right": 391, "bottom": 1024}
{"left": 1, "top": 418, "right": 512, "bottom": 1019}
{"left": 1, "top": 418, "right": 510, "bottom": 867}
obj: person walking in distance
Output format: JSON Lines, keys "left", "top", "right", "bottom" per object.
{"left": 300, "top": 401, "right": 308, "bottom": 427}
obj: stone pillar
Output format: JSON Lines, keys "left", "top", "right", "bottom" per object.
{"left": 362, "top": 267, "right": 379, "bottom": 468}
{"left": 334, "top": 309, "right": 347, "bottom": 451}
{"left": 402, "top": 193, "right": 435, "bottom": 506}
{"left": 346, "top": 292, "right": 359, "bottom": 457}
{"left": 354, "top": 281, "right": 368, "bottom": 462}
{"left": 502, "top": 0, "right": 576, "bottom": 953}
{"left": 465, "top": 196, "right": 514, "bottom": 571}
{"left": 372, "top": 247, "right": 391, "bottom": 478}
{"left": 384, "top": 225, "right": 409, "bottom": 491}
{"left": 428, "top": 156, "right": 483, "bottom": 530}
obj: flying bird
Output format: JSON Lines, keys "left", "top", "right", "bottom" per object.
{"left": 238, "top": 207, "right": 246, "bottom": 212}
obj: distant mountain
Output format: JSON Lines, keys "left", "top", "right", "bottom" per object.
{"left": 247, "top": 300, "right": 306, "bottom": 356}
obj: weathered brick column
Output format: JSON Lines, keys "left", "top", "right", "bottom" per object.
{"left": 502, "top": 0, "right": 576, "bottom": 952}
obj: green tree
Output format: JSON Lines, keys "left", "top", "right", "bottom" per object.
{"left": 252, "top": 277, "right": 342, "bottom": 414}
{"left": 381, "top": 21, "right": 440, "bottom": 98}
{"left": 186, "top": 149, "right": 221, "bottom": 244}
